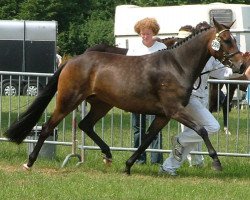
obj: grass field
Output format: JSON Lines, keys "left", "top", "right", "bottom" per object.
{"left": 0, "top": 142, "right": 250, "bottom": 200}
{"left": 0, "top": 97, "right": 250, "bottom": 199}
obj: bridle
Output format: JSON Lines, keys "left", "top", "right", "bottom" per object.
{"left": 194, "top": 29, "right": 241, "bottom": 90}
{"left": 213, "top": 29, "right": 241, "bottom": 67}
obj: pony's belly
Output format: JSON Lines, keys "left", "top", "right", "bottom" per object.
{"left": 114, "top": 100, "right": 164, "bottom": 115}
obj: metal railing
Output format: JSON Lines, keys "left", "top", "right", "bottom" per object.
{"left": 0, "top": 71, "right": 249, "bottom": 167}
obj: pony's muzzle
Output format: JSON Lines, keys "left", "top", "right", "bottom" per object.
{"left": 230, "top": 61, "right": 244, "bottom": 74}
{"left": 239, "top": 63, "right": 246, "bottom": 74}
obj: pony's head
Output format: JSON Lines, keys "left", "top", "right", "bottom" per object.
{"left": 209, "top": 18, "right": 244, "bottom": 73}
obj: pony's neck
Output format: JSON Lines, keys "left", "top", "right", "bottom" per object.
{"left": 173, "top": 28, "right": 215, "bottom": 85}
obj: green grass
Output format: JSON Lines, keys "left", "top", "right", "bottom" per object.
{"left": 0, "top": 97, "right": 250, "bottom": 199}
{"left": 0, "top": 141, "right": 250, "bottom": 200}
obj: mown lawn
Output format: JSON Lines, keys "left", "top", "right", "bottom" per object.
{"left": 0, "top": 96, "right": 250, "bottom": 199}
{"left": 0, "top": 141, "right": 250, "bottom": 200}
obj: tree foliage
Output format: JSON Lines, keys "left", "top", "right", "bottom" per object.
{"left": 0, "top": 0, "right": 249, "bottom": 55}
{"left": 0, "top": 0, "right": 19, "bottom": 19}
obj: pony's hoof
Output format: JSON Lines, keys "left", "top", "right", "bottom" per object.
{"left": 212, "top": 161, "right": 222, "bottom": 171}
{"left": 23, "top": 163, "right": 31, "bottom": 171}
{"left": 103, "top": 157, "right": 112, "bottom": 166}
{"left": 124, "top": 167, "right": 131, "bottom": 175}
{"left": 224, "top": 127, "right": 231, "bottom": 135}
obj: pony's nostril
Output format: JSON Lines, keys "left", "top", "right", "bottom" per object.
{"left": 240, "top": 64, "right": 245, "bottom": 74}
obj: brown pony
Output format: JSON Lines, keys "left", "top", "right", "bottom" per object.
{"left": 5, "top": 19, "right": 244, "bottom": 175}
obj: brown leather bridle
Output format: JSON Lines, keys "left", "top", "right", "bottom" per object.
{"left": 214, "top": 29, "right": 241, "bottom": 67}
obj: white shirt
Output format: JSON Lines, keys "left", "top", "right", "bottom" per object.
{"left": 192, "top": 56, "right": 233, "bottom": 98}
{"left": 56, "top": 54, "right": 62, "bottom": 66}
{"left": 126, "top": 41, "right": 167, "bottom": 56}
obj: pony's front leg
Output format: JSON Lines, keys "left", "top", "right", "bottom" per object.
{"left": 173, "top": 109, "right": 222, "bottom": 171}
{"left": 125, "top": 116, "right": 169, "bottom": 175}
{"left": 197, "top": 127, "right": 222, "bottom": 171}
{"left": 124, "top": 131, "right": 158, "bottom": 175}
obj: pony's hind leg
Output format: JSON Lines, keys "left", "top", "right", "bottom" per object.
{"left": 24, "top": 114, "right": 64, "bottom": 170}
{"left": 25, "top": 89, "right": 84, "bottom": 169}
{"left": 78, "top": 99, "right": 113, "bottom": 164}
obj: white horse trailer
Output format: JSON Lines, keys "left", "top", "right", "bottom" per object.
{"left": 114, "top": 3, "right": 250, "bottom": 103}
{"left": 114, "top": 3, "right": 250, "bottom": 52}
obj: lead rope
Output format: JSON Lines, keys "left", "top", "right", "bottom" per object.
{"left": 193, "top": 63, "right": 228, "bottom": 90}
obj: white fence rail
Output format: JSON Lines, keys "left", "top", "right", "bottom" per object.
{"left": 0, "top": 71, "right": 249, "bottom": 167}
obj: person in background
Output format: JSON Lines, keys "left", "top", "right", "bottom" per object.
{"left": 176, "top": 25, "right": 195, "bottom": 40}
{"left": 127, "top": 17, "right": 167, "bottom": 164}
{"left": 173, "top": 24, "right": 205, "bottom": 168}
{"left": 56, "top": 46, "right": 62, "bottom": 69}
{"left": 159, "top": 21, "right": 234, "bottom": 176}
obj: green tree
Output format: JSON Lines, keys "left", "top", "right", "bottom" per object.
{"left": 17, "top": 0, "right": 62, "bottom": 20}
{"left": 0, "top": 0, "right": 20, "bottom": 19}
{"left": 84, "top": 17, "right": 115, "bottom": 46}
{"left": 0, "top": 0, "right": 249, "bottom": 55}
{"left": 58, "top": 22, "right": 87, "bottom": 55}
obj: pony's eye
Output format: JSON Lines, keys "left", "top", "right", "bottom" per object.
{"left": 224, "top": 39, "right": 232, "bottom": 45}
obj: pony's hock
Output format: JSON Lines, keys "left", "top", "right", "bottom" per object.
{"left": 27, "top": 126, "right": 58, "bottom": 159}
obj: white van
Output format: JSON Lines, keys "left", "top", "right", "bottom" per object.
{"left": 114, "top": 3, "right": 250, "bottom": 52}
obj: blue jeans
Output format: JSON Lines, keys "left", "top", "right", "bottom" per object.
{"left": 132, "top": 113, "right": 163, "bottom": 164}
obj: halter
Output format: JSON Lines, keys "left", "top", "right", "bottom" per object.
{"left": 192, "top": 29, "right": 241, "bottom": 91}
{"left": 213, "top": 29, "right": 241, "bottom": 66}
{"left": 193, "top": 29, "right": 238, "bottom": 91}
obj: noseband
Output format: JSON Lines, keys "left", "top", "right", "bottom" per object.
{"left": 221, "top": 51, "right": 241, "bottom": 67}
{"left": 213, "top": 29, "right": 241, "bottom": 66}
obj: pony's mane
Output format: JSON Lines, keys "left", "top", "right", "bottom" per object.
{"left": 166, "top": 26, "right": 212, "bottom": 50}
{"left": 161, "top": 37, "right": 178, "bottom": 47}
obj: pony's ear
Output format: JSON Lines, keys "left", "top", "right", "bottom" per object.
{"left": 213, "top": 17, "right": 235, "bottom": 30}
{"left": 228, "top": 20, "right": 236, "bottom": 28}
{"left": 213, "top": 17, "right": 224, "bottom": 31}
{"left": 213, "top": 18, "right": 219, "bottom": 27}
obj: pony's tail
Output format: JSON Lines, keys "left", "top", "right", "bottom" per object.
{"left": 4, "top": 62, "right": 67, "bottom": 144}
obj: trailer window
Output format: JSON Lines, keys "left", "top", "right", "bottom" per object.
{"left": 209, "top": 9, "right": 233, "bottom": 25}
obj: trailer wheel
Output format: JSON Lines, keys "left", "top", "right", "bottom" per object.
{"left": 23, "top": 83, "right": 42, "bottom": 96}
{"left": 2, "top": 82, "right": 18, "bottom": 96}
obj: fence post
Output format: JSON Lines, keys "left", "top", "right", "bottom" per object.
{"left": 61, "top": 109, "right": 82, "bottom": 167}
